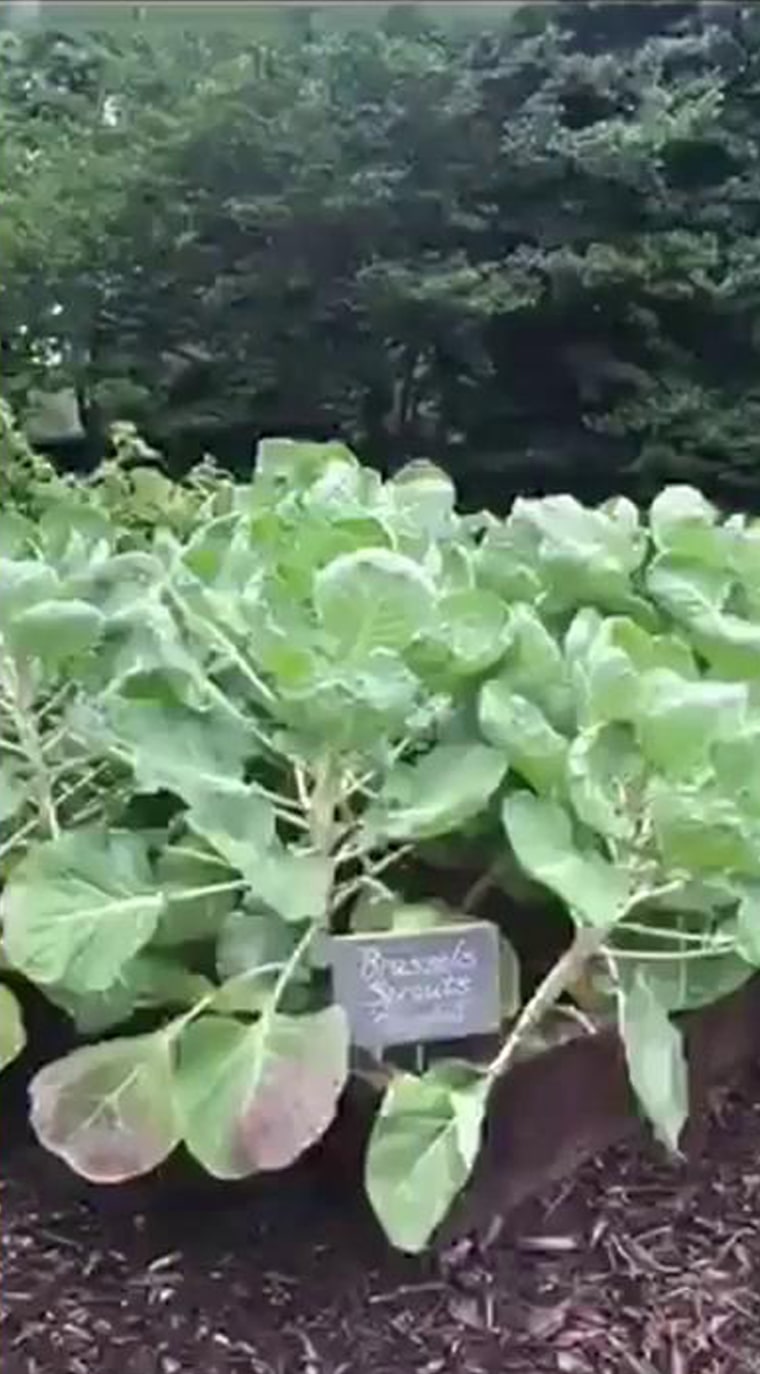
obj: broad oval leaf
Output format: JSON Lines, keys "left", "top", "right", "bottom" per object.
{"left": 103, "top": 697, "right": 255, "bottom": 804}
{"left": 567, "top": 724, "right": 644, "bottom": 841}
{"left": 186, "top": 781, "right": 331, "bottom": 923}
{"left": 0, "top": 559, "right": 59, "bottom": 629}
{"left": 479, "top": 681, "right": 567, "bottom": 794}
{"left": 314, "top": 548, "right": 436, "bottom": 652}
{"left": 389, "top": 461, "right": 456, "bottom": 535}
{"left": 635, "top": 671, "right": 747, "bottom": 776}
{"left": 29, "top": 1033, "right": 179, "bottom": 1182}
{"left": 175, "top": 1006, "right": 349, "bottom": 1178}
{"left": 365, "top": 1063, "right": 489, "bottom": 1253}
{"left": 2, "top": 829, "right": 164, "bottom": 992}
{"left": 154, "top": 842, "right": 239, "bottom": 946}
{"left": 616, "top": 947, "right": 751, "bottom": 1014}
{"left": 46, "top": 954, "right": 212, "bottom": 1034}
{"left": 8, "top": 599, "right": 104, "bottom": 664}
{"left": 368, "top": 743, "right": 508, "bottom": 842}
{"left": 436, "top": 588, "right": 511, "bottom": 675}
{"left": 216, "top": 907, "right": 303, "bottom": 981}
{"left": 502, "top": 792, "right": 631, "bottom": 927}
{"left": 619, "top": 977, "right": 688, "bottom": 1153}
{"left": 649, "top": 779, "right": 760, "bottom": 878}
{"left": 646, "top": 555, "right": 731, "bottom": 623}
{"left": 0, "top": 982, "right": 26, "bottom": 1072}
{"left": 649, "top": 486, "right": 719, "bottom": 558}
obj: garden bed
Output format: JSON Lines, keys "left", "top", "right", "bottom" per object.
{"left": 4, "top": 1064, "right": 760, "bottom": 1374}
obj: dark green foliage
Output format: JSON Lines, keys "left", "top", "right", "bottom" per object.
{"left": 3, "top": 3, "right": 760, "bottom": 507}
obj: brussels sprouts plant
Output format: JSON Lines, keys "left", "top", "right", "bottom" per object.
{"left": 2, "top": 441, "right": 760, "bottom": 1251}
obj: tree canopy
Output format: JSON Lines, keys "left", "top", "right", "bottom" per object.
{"left": 3, "top": 2, "right": 760, "bottom": 507}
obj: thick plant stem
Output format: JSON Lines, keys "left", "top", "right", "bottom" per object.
{"left": 308, "top": 755, "right": 337, "bottom": 852}
{"left": 488, "top": 880, "right": 684, "bottom": 1082}
{"left": 3, "top": 657, "right": 59, "bottom": 840}
{"left": 489, "top": 925, "right": 606, "bottom": 1080}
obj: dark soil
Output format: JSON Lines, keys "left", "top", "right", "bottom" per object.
{"left": 4, "top": 1073, "right": 760, "bottom": 1374}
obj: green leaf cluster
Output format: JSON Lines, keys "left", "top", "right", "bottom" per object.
{"left": 4, "top": 445, "right": 760, "bottom": 1254}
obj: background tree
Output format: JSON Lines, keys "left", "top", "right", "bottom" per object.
{"left": 3, "top": 2, "right": 760, "bottom": 509}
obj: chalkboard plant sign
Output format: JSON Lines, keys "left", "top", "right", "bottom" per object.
{"left": 2, "top": 437, "right": 760, "bottom": 1253}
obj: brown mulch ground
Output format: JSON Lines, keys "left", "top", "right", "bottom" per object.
{"left": 3, "top": 1073, "right": 760, "bottom": 1374}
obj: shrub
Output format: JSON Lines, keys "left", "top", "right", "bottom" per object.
{"left": 2, "top": 440, "right": 760, "bottom": 1251}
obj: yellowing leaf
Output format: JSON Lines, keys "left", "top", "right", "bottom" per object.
{"left": 29, "top": 1033, "right": 179, "bottom": 1182}
{"left": 175, "top": 1006, "right": 348, "bottom": 1178}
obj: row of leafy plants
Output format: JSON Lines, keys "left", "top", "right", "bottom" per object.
{"left": 3, "top": 424, "right": 760, "bottom": 1252}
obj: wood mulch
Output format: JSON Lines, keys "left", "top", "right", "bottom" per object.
{"left": 3, "top": 1071, "right": 760, "bottom": 1374}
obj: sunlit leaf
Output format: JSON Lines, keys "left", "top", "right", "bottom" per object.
{"left": 649, "top": 486, "right": 720, "bottom": 559}
{"left": 314, "top": 548, "right": 436, "bottom": 652}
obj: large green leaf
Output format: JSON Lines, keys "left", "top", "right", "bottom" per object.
{"left": 2, "top": 829, "right": 164, "bottom": 992}
{"left": 635, "top": 671, "right": 747, "bottom": 775}
{"left": 571, "top": 617, "right": 696, "bottom": 728}
{"left": 474, "top": 522, "right": 543, "bottom": 603}
{"left": 216, "top": 907, "right": 304, "bottom": 981}
{"left": 619, "top": 976, "right": 688, "bottom": 1152}
{"left": 615, "top": 947, "right": 752, "bottom": 1014}
{"left": 646, "top": 555, "right": 731, "bottom": 623}
{"left": 102, "top": 697, "right": 255, "bottom": 804}
{"left": 0, "top": 559, "right": 59, "bottom": 628}
{"left": 154, "top": 842, "right": 239, "bottom": 946}
{"left": 501, "top": 604, "right": 568, "bottom": 709}
{"left": 479, "top": 681, "right": 567, "bottom": 794}
{"left": 175, "top": 1005, "right": 349, "bottom": 1178}
{"left": 649, "top": 779, "right": 760, "bottom": 878}
{"left": 502, "top": 792, "right": 631, "bottom": 927}
{"left": 734, "top": 888, "right": 760, "bottom": 965}
{"left": 649, "top": 486, "right": 720, "bottom": 559}
{"left": 276, "top": 648, "right": 422, "bottom": 751}
{"left": 567, "top": 724, "right": 643, "bottom": 841}
{"left": 433, "top": 588, "right": 511, "bottom": 676}
{"left": 0, "top": 982, "right": 25, "bottom": 1072}
{"left": 256, "top": 437, "right": 358, "bottom": 489}
{"left": 688, "top": 610, "right": 760, "bottom": 679}
{"left": 7, "top": 599, "right": 104, "bottom": 665}
{"left": 388, "top": 461, "right": 456, "bottom": 536}
{"left": 186, "top": 782, "right": 331, "bottom": 922}
{"left": 509, "top": 494, "right": 645, "bottom": 610}
{"left": 47, "top": 954, "right": 212, "bottom": 1033}
{"left": 314, "top": 548, "right": 436, "bottom": 652}
{"left": 368, "top": 743, "right": 508, "bottom": 841}
{"left": 365, "top": 1062, "right": 490, "bottom": 1253}
{"left": 29, "top": 1033, "right": 179, "bottom": 1182}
